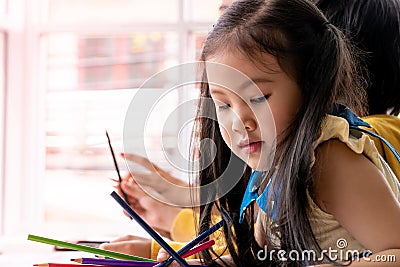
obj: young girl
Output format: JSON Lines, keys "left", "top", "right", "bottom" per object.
{"left": 157, "top": 0, "right": 400, "bottom": 266}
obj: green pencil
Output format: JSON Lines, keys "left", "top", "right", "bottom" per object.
{"left": 27, "top": 234, "right": 155, "bottom": 262}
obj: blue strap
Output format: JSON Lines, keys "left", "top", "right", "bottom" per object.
{"left": 332, "top": 104, "right": 400, "bottom": 163}
{"left": 350, "top": 126, "right": 400, "bottom": 163}
{"left": 239, "top": 171, "right": 277, "bottom": 223}
{"left": 256, "top": 180, "right": 278, "bottom": 221}
{"left": 239, "top": 171, "right": 262, "bottom": 223}
{"left": 332, "top": 104, "right": 371, "bottom": 128}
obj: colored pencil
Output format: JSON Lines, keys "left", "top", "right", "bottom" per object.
{"left": 73, "top": 258, "right": 156, "bottom": 267}
{"left": 34, "top": 264, "right": 116, "bottom": 267}
{"left": 157, "top": 220, "right": 224, "bottom": 267}
{"left": 106, "top": 130, "right": 128, "bottom": 201}
{"left": 71, "top": 240, "right": 215, "bottom": 267}
{"left": 35, "top": 263, "right": 207, "bottom": 267}
{"left": 181, "top": 239, "right": 215, "bottom": 258}
{"left": 27, "top": 234, "right": 155, "bottom": 262}
{"left": 110, "top": 191, "right": 190, "bottom": 267}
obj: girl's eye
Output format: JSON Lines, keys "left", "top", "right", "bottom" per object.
{"left": 250, "top": 94, "right": 271, "bottom": 103}
{"left": 218, "top": 103, "right": 230, "bottom": 110}
{"left": 213, "top": 99, "right": 230, "bottom": 111}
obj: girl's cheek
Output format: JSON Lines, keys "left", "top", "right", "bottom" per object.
{"left": 217, "top": 113, "right": 232, "bottom": 140}
{"left": 219, "top": 126, "right": 232, "bottom": 149}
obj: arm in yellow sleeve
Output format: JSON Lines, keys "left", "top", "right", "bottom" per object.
{"left": 170, "top": 209, "right": 197, "bottom": 242}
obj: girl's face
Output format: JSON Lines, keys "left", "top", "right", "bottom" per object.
{"left": 206, "top": 51, "right": 302, "bottom": 170}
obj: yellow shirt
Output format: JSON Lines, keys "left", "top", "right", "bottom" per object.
{"left": 257, "top": 115, "right": 400, "bottom": 256}
{"left": 150, "top": 209, "right": 227, "bottom": 259}
{"left": 362, "top": 114, "right": 400, "bottom": 180}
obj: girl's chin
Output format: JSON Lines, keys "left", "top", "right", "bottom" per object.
{"left": 242, "top": 157, "right": 272, "bottom": 171}
{"left": 238, "top": 157, "right": 262, "bottom": 170}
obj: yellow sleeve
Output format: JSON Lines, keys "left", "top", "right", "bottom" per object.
{"left": 169, "top": 209, "right": 228, "bottom": 243}
{"left": 170, "top": 209, "right": 197, "bottom": 242}
{"left": 150, "top": 209, "right": 229, "bottom": 260}
{"left": 362, "top": 115, "right": 400, "bottom": 180}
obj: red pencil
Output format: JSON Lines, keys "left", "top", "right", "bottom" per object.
{"left": 182, "top": 239, "right": 215, "bottom": 258}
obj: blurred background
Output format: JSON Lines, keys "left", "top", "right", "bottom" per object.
{"left": 0, "top": 0, "right": 220, "bottom": 240}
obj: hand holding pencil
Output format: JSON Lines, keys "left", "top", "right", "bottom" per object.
{"left": 115, "top": 173, "right": 183, "bottom": 237}
{"left": 112, "top": 152, "right": 188, "bottom": 238}
{"left": 107, "top": 131, "right": 173, "bottom": 238}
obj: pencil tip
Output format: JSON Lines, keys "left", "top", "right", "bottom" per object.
{"left": 106, "top": 131, "right": 112, "bottom": 143}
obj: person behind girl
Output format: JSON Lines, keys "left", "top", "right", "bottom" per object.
{"left": 157, "top": 0, "right": 400, "bottom": 266}
{"left": 315, "top": 0, "right": 400, "bottom": 181}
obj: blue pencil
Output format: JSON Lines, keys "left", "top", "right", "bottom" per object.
{"left": 157, "top": 219, "right": 224, "bottom": 267}
{"left": 111, "top": 191, "right": 191, "bottom": 267}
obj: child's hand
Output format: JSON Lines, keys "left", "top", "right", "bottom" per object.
{"left": 156, "top": 247, "right": 170, "bottom": 263}
{"left": 114, "top": 174, "right": 183, "bottom": 238}
{"left": 122, "top": 153, "right": 195, "bottom": 205}
{"left": 98, "top": 235, "right": 151, "bottom": 258}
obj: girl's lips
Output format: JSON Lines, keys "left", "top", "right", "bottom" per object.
{"left": 239, "top": 141, "right": 263, "bottom": 154}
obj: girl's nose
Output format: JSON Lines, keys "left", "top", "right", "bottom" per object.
{"left": 232, "top": 107, "right": 257, "bottom": 133}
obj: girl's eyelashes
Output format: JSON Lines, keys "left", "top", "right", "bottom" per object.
{"left": 212, "top": 98, "right": 230, "bottom": 111}
{"left": 214, "top": 94, "right": 271, "bottom": 111}
{"left": 218, "top": 103, "right": 230, "bottom": 110}
{"left": 250, "top": 94, "right": 271, "bottom": 103}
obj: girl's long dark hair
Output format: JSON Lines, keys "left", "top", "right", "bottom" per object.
{"left": 192, "top": 0, "right": 366, "bottom": 266}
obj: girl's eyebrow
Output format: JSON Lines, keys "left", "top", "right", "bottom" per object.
{"left": 209, "top": 87, "right": 226, "bottom": 95}
{"left": 245, "top": 78, "right": 274, "bottom": 87}
{"left": 237, "top": 78, "right": 275, "bottom": 91}
{"left": 210, "top": 78, "right": 272, "bottom": 95}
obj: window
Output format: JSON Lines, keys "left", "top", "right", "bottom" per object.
{"left": 47, "top": 0, "right": 179, "bottom": 24}
{"left": 46, "top": 33, "right": 178, "bottom": 91}
{"left": 0, "top": 1, "right": 6, "bottom": 15}
{"left": 0, "top": 0, "right": 221, "bottom": 236}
